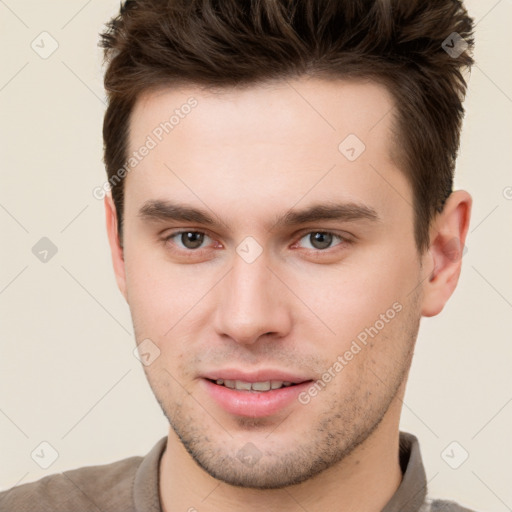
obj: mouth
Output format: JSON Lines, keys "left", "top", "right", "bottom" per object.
{"left": 201, "top": 376, "right": 314, "bottom": 417}
{"left": 205, "top": 378, "right": 310, "bottom": 392}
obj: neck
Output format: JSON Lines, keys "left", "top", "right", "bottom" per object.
{"left": 159, "top": 395, "right": 404, "bottom": 512}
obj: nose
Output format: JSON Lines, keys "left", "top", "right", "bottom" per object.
{"left": 213, "top": 250, "right": 292, "bottom": 346}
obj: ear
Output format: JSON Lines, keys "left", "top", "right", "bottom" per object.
{"left": 104, "top": 193, "right": 128, "bottom": 302}
{"left": 420, "top": 190, "right": 472, "bottom": 317}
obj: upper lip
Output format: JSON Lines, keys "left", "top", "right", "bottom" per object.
{"left": 202, "top": 369, "right": 312, "bottom": 384}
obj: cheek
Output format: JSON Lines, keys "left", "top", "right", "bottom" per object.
{"left": 123, "top": 244, "right": 222, "bottom": 350}
{"left": 125, "top": 242, "right": 187, "bottom": 310}
{"left": 123, "top": 247, "right": 179, "bottom": 336}
{"left": 289, "top": 249, "right": 417, "bottom": 343}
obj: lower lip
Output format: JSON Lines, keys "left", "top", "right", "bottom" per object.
{"left": 201, "top": 378, "right": 312, "bottom": 418}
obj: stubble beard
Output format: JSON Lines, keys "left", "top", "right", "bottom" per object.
{"left": 147, "top": 293, "right": 421, "bottom": 490}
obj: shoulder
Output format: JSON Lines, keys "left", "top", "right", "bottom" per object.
{"left": 424, "top": 498, "right": 483, "bottom": 512}
{"left": 0, "top": 454, "right": 142, "bottom": 512}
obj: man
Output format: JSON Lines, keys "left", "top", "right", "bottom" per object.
{"left": 0, "top": 0, "right": 476, "bottom": 511}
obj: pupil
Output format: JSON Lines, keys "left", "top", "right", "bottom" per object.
{"left": 311, "top": 232, "right": 332, "bottom": 250}
{"left": 182, "top": 232, "right": 204, "bottom": 249}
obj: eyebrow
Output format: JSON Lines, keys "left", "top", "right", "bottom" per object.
{"left": 138, "top": 199, "right": 380, "bottom": 231}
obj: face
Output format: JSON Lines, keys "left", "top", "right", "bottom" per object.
{"left": 109, "top": 78, "right": 429, "bottom": 488}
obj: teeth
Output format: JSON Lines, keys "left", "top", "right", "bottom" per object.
{"left": 235, "top": 380, "right": 252, "bottom": 391}
{"left": 215, "top": 379, "right": 295, "bottom": 391}
{"left": 251, "top": 381, "right": 271, "bottom": 391}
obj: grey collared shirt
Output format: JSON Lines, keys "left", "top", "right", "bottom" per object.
{"left": 0, "top": 431, "right": 477, "bottom": 512}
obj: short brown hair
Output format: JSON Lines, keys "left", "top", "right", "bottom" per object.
{"left": 100, "top": 0, "right": 474, "bottom": 253}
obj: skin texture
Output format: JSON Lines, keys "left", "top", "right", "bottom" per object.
{"left": 105, "top": 77, "right": 471, "bottom": 512}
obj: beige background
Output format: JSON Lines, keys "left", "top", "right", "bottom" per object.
{"left": 1, "top": 1, "right": 511, "bottom": 510}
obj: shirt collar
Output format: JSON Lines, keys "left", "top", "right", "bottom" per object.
{"left": 133, "top": 436, "right": 167, "bottom": 512}
{"left": 381, "top": 431, "right": 428, "bottom": 512}
{"left": 134, "top": 431, "right": 427, "bottom": 512}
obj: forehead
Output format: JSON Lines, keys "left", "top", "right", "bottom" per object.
{"left": 129, "top": 77, "right": 397, "bottom": 153}
{"left": 125, "top": 78, "right": 410, "bottom": 227}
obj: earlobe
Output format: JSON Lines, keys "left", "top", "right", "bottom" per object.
{"left": 104, "top": 193, "right": 128, "bottom": 302}
{"left": 420, "top": 190, "right": 472, "bottom": 317}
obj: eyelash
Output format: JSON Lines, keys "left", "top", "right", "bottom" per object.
{"left": 161, "top": 229, "right": 352, "bottom": 256}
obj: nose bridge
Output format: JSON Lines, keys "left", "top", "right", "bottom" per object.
{"left": 214, "top": 247, "right": 290, "bottom": 345}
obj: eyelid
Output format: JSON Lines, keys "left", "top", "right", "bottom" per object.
{"left": 293, "top": 228, "right": 354, "bottom": 241}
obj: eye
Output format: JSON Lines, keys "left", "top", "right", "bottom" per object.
{"left": 164, "top": 230, "right": 213, "bottom": 250}
{"left": 296, "top": 231, "right": 347, "bottom": 251}
{"left": 161, "top": 229, "right": 350, "bottom": 257}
